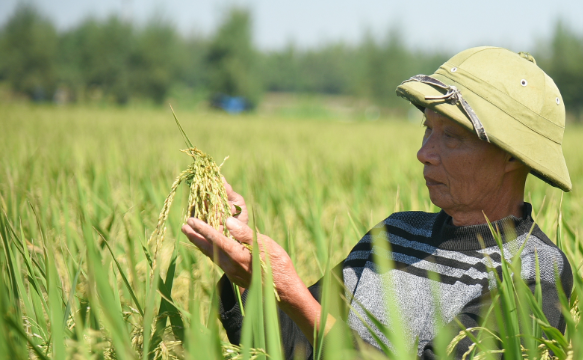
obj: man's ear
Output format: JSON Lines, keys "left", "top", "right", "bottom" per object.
{"left": 504, "top": 153, "right": 528, "bottom": 173}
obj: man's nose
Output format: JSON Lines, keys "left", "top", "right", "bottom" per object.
{"left": 417, "top": 135, "right": 439, "bottom": 165}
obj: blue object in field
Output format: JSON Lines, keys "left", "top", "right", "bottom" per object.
{"left": 223, "top": 96, "right": 246, "bottom": 113}
{"left": 211, "top": 94, "right": 250, "bottom": 114}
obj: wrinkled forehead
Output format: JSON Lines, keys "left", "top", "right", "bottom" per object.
{"left": 422, "top": 108, "right": 514, "bottom": 160}
{"left": 423, "top": 108, "right": 474, "bottom": 134}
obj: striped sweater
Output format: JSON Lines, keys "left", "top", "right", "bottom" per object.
{"left": 218, "top": 203, "right": 573, "bottom": 359}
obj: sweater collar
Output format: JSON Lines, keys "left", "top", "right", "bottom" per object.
{"left": 430, "top": 202, "right": 535, "bottom": 251}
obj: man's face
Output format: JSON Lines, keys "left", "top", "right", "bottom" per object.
{"left": 417, "top": 109, "right": 509, "bottom": 215}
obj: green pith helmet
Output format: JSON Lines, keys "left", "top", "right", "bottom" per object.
{"left": 396, "top": 46, "right": 572, "bottom": 192}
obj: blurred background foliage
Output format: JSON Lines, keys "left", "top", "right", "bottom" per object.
{"left": 1, "top": 4, "right": 583, "bottom": 119}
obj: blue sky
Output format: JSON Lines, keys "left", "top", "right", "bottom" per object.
{"left": 1, "top": 0, "right": 582, "bottom": 52}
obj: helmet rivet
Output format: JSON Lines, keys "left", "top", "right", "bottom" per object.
{"left": 451, "top": 67, "right": 457, "bottom": 73}
{"left": 556, "top": 97, "right": 560, "bottom": 105}
{"left": 521, "top": 79, "right": 528, "bottom": 87}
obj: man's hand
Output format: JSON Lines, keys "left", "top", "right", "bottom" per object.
{"left": 223, "top": 177, "right": 248, "bottom": 225}
{"left": 181, "top": 216, "right": 300, "bottom": 296}
{"left": 181, "top": 180, "right": 332, "bottom": 345}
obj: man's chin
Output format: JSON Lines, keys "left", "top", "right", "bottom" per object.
{"left": 427, "top": 191, "right": 450, "bottom": 211}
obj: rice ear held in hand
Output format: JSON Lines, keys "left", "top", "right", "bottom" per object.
{"left": 148, "top": 107, "right": 278, "bottom": 309}
{"left": 147, "top": 107, "right": 233, "bottom": 267}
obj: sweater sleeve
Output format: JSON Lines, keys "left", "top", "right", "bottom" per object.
{"left": 217, "top": 274, "right": 321, "bottom": 359}
{"left": 218, "top": 262, "right": 350, "bottom": 360}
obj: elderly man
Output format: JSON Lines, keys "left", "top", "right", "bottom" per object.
{"left": 182, "top": 47, "right": 573, "bottom": 359}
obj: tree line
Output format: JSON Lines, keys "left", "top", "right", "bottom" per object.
{"left": 1, "top": 5, "right": 582, "bottom": 118}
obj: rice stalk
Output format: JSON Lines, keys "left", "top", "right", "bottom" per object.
{"left": 147, "top": 105, "right": 237, "bottom": 272}
{"left": 148, "top": 107, "right": 278, "bottom": 325}
{"left": 147, "top": 150, "right": 233, "bottom": 272}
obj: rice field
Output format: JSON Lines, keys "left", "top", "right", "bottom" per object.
{"left": 1, "top": 104, "right": 583, "bottom": 359}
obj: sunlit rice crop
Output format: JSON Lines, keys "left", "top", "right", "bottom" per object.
{"left": 0, "top": 104, "right": 582, "bottom": 360}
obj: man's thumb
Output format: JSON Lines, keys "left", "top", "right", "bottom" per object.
{"left": 226, "top": 217, "right": 253, "bottom": 244}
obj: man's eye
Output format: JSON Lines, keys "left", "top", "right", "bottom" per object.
{"left": 445, "top": 131, "right": 458, "bottom": 139}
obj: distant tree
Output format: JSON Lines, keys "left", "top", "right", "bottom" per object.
{"left": 206, "top": 7, "right": 262, "bottom": 108}
{"left": 131, "top": 19, "right": 185, "bottom": 104}
{"left": 355, "top": 29, "right": 448, "bottom": 109}
{"left": 262, "top": 42, "right": 362, "bottom": 95}
{"left": 538, "top": 20, "right": 583, "bottom": 120}
{"left": 300, "top": 43, "right": 357, "bottom": 94}
{"left": 61, "top": 17, "right": 134, "bottom": 104}
{"left": 0, "top": 4, "right": 58, "bottom": 100}
{"left": 262, "top": 44, "right": 303, "bottom": 92}
{"left": 360, "top": 30, "right": 416, "bottom": 107}
{"left": 181, "top": 36, "right": 209, "bottom": 91}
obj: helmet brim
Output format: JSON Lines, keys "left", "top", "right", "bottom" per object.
{"left": 397, "top": 74, "right": 572, "bottom": 192}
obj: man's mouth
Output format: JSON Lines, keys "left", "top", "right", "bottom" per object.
{"left": 424, "top": 176, "right": 443, "bottom": 187}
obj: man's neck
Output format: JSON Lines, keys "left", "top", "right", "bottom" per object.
{"left": 448, "top": 200, "right": 525, "bottom": 227}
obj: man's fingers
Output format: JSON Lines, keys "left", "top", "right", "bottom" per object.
{"left": 226, "top": 217, "right": 254, "bottom": 244}
{"left": 229, "top": 191, "right": 245, "bottom": 205}
{"left": 222, "top": 176, "right": 232, "bottom": 193}
{"left": 181, "top": 223, "right": 212, "bottom": 256}
{"left": 222, "top": 177, "right": 236, "bottom": 200}
{"left": 188, "top": 218, "right": 225, "bottom": 244}
{"left": 223, "top": 178, "right": 245, "bottom": 203}
{"left": 185, "top": 218, "right": 238, "bottom": 256}
{"left": 221, "top": 177, "right": 248, "bottom": 223}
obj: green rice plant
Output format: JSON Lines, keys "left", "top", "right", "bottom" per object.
{"left": 445, "top": 214, "right": 579, "bottom": 360}
{"left": 146, "top": 107, "right": 255, "bottom": 328}
{"left": 0, "top": 104, "right": 582, "bottom": 359}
